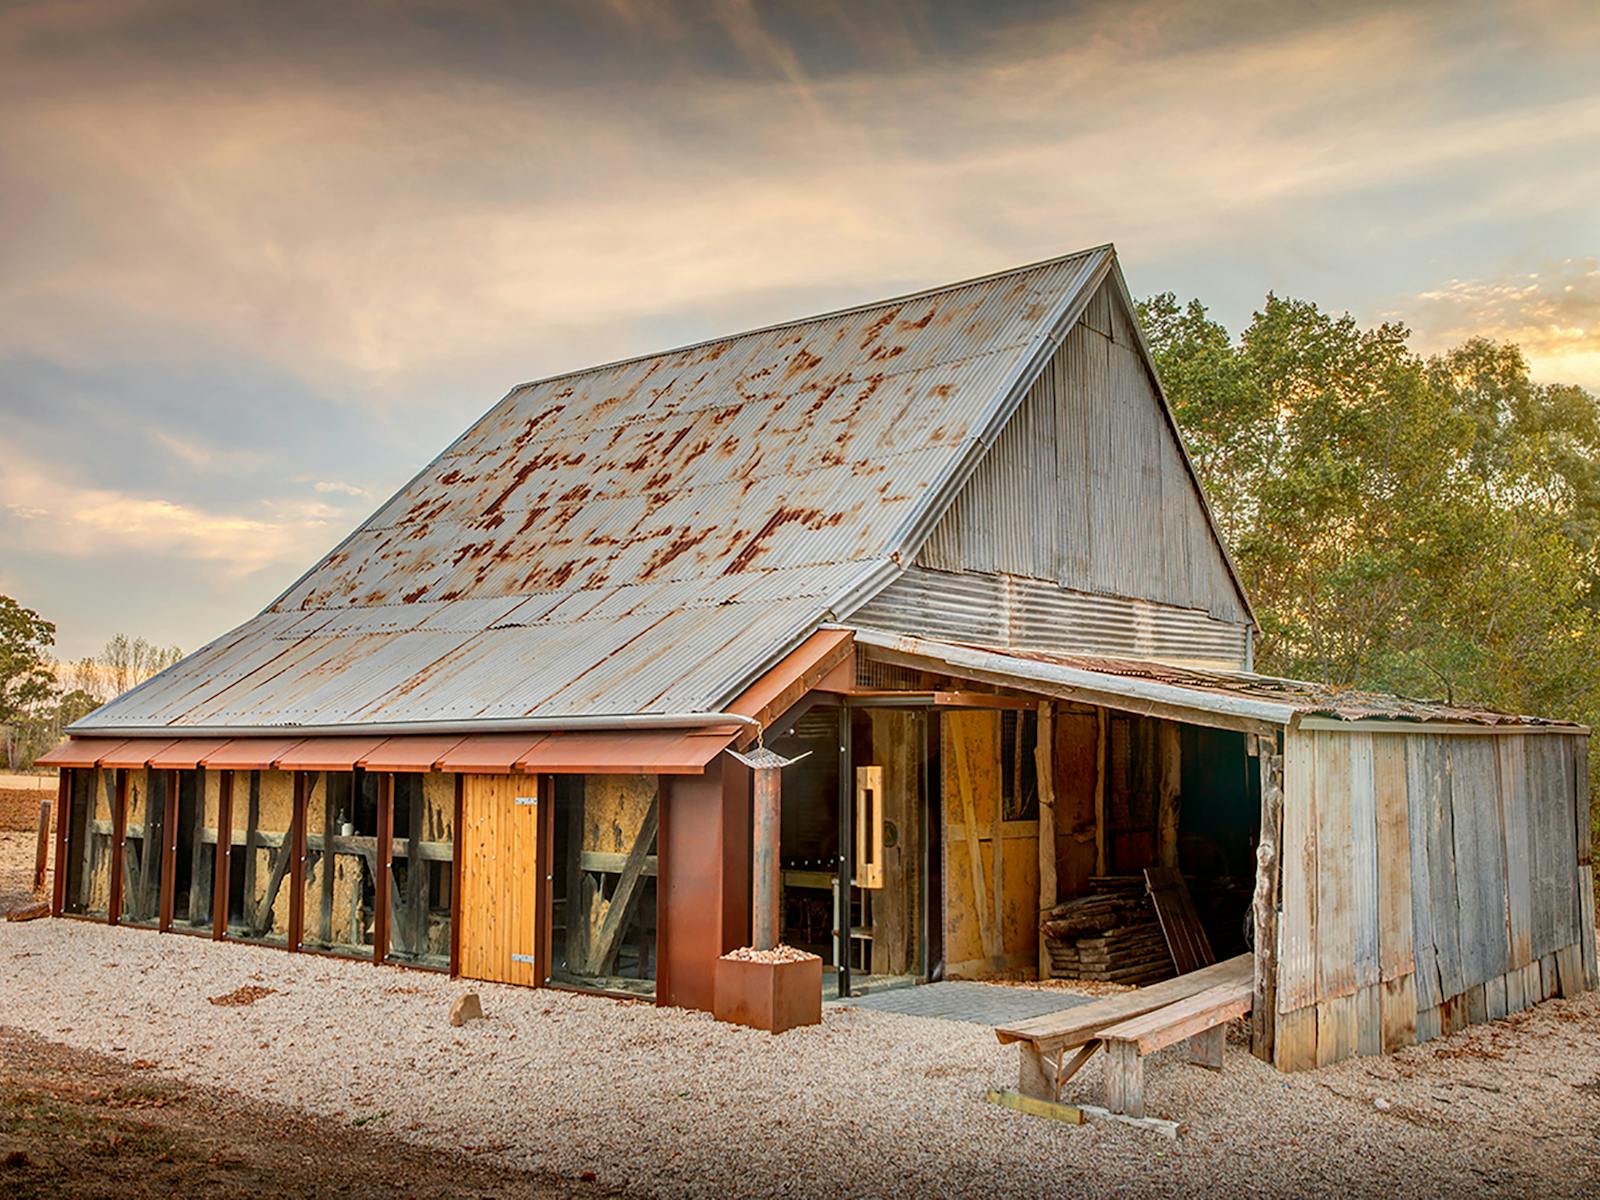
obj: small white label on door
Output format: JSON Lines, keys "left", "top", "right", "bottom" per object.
{"left": 515, "top": 796, "right": 537, "bottom": 806}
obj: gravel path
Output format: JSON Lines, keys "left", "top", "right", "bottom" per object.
{"left": 4, "top": 915, "right": 1599, "bottom": 1198}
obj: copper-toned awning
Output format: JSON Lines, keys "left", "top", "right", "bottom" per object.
{"left": 147, "top": 738, "right": 233, "bottom": 770}
{"left": 37, "top": 725, "right": 738, "bottom": 777}
{"left": 273, "top": 735, "right": 390, "bottom": 771}
{"left": 358, "top": 735, "right": 466, "bottom": 772}
{"left": 515, "top": 729, "right": 735, "bottom": 774}
{"left": 433, "top": 733, "right": 547, "bottom": 774}
{"left": 199, "top": 737, "right": 307, "bottom": 770}
{"left": 34, "top": 737, "right": 132, "bottom": 768}
{"left": 98, "top": 739, "right": 180, "bottom": 769}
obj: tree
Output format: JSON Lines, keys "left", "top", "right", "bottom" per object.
{"left": 0, "top": 595, "right": 57, "bottom": 769}
{"left": 94, "top": 634, "right": 183, "bottom": 700}
{"left": 1139, "top": 292, "right": 1600, "bottom": 743}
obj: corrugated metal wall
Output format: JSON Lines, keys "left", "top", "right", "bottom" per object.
{"left": 1274, "top": 727, "right": 1597, "bottom": 1070}
{"left": 917, "top": 279, "right": 1250, "bottom": 628}
{"left": 849, "top": 565, "right": 1250, "bottom": 669}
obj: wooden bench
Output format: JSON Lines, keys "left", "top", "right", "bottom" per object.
{"left": 1098, "top": 978, "right": 1253, "bottom": 1117}
{"left": 995, "top": 953, "right": 1252, "bottom": 1103}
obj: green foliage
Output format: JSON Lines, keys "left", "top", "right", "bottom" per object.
{"left": 0, "top": 596, "right": 57, "bottom": 768}
{"left": 0, "top": 608, "right": 184, "bottom": 767}
{"left": 1140, "top": 291, "right": 1600, "bottom": 740}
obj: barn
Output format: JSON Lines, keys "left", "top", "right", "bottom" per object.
{"left": 39, "top": 243, "right": 1596, "bottom": 1072}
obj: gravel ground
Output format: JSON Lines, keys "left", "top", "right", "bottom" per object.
{"left": 4, "top": 914, "right": 1599, "bottom": 1199}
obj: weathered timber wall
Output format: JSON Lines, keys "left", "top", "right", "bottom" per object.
{"left": 1274, "top": 728, "right": 1597, "bottom": 1071}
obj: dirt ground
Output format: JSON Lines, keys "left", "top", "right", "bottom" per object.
{"left": 0, "top": 1028, "right": 612, "bottom": 1199}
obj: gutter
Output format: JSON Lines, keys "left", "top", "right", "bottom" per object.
{"left": 67, "top": 710, "right": 763, "bottom": 739}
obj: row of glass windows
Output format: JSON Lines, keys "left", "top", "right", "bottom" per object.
{"left": 60, "top": 767, "right": 452, "bottom": 970}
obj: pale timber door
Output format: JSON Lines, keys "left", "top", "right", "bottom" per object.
{"left": 458, "top": 775, "right": 541, "bottom": 986}
{"left": 940, "top": 710, "right": 1040, "bottom": 977}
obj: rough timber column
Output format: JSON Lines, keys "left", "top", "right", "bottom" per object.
{"left": 752, "top": 764, "right": 781, "bottom": 951}
{"left": 1157, "top": 722, "right": 1182, "bottom": 869}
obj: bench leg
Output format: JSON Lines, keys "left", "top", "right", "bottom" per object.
{"left": 1186, "top": 1025, "right": 1224, "bottom": 1071}
{"left": 1104, "top": 1042, "right": 1144, "bottom": 1118}
{"left": 1018, "top": 1044, "right": 1054, "bottom": 1101}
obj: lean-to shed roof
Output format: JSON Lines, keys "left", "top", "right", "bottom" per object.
{"left": 854, "top": 630, "right": 1588, "bottom": 733}
{"left": 76, "top": 247, "right": 1116, "bottom": 734}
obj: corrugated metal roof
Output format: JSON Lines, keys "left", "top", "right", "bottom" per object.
{"left": 76, "top": 247, "right": 1115, "bottom": 734}
{"left": 853, "top": 629, "right": 1586, "bottom": 731}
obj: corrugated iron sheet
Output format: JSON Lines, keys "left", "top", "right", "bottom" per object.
{"left": 850, "top": 565, "right": 1251, "bottom": 669}
{"left": 77, "top": 247, "right": 1113, "bottom": 733}
{"left": 853, "top": 629, "right": 1584, "bottom": 730}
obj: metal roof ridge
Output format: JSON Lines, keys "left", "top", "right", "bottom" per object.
{"left": 493, "top": 244, "right": 1118, "bottom": 401}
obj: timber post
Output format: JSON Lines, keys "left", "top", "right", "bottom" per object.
{"left": 727, "top": 744, "right": 810, "bottom": 953}
{"left": 752, "top": 763, "right": 780, "bottom": 951}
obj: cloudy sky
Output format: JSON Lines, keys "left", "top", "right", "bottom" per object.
{"left": 2, "top": 0, "right": 1598, "bottom": 660}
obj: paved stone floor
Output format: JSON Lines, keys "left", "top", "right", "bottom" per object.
{"left": 830, "top": 981, "right": 1093, "bottom": 1026}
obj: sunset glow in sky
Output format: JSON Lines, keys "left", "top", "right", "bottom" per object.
{"left": 3, "top": 0, "right": 1598, "bottom": 659}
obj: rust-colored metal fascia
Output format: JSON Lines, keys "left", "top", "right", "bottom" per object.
{"left": 201, "top": 738, "right": 308, "bottom": 770}
{"left": 514, "top": 729, "right": 733, "bottom": 775}
{"left": 374, "top": 774, "right": 393, "bottom": 964}
{"left": 288, "top": 773, "right": 307, "bottom": 951}
{"left": 158, "top": 769, "right": 179, "bottom": 932}
{"left": 726, "top": 629, "right": 855, "bottom": 747}
{"left": 212, "top": 772, "right": 233, "bottom": 941}
{"left": 275, "top": 736, "right": 390, "bottom": 772}
{"left": 449, "top": 773, "right": 464, "bottom": 978}
{"left": 361, "top": 735, "right": 468, "bottom": 773}
{"left": 147, "top": 738, "right": 232, "bottom": 770}
{"left": 435, "top": 733, "right": 548, "bottom": 774}
{"left": 108, "top": 769, "right": 128, "bottom": 926}
{"left": 51, "top": 769, "right": 70, "bottom": 916}
{"left": 99, "top": 740, "right": 178, "bottom": 769}
{"left": 35, "top": 738, "right": 131, "bottom": 769}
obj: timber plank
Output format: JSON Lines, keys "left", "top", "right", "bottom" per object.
{"left": 1497, "top": 736, "right": 1534, "bottom": 968}
{"left": 1277, "top": 731, "right": 1317, "bottom": 1012}
{"left": 1354, "top": 983, "right": 1382, "bottom": 1057}
{"left": 1451, "top": 739, "right": 1510, "bottom": 986}
{"left": 985, "top": 1088, "right": 1085, "bottom": 1125}
{"left": 1373, "top": 736, "right": 1413, "bottom": 982}
{"left": 1348, "top": 734, "right": 1381, "bottom": 990}
{"left": 1379, "top": 974, "right": 1417, "bottom": 1053}
{"left": 1579, "top": 872, "right": 1598, "bottom": 991}
{"left": 1315, "top": 733, "right": 1355, "bottom": 1002}
{"left": 1099, "top": 978, "right": 1251, "bottom": 1055}
{"left": 1315, "top": 993, "right": 1357, "bottom": 1067}
{"left": 1273, "top": 1005, "right": 1318, "bottom": 1072}
{"left": 996, "top": 953, "right": 1251, "bottom": 1053}
{"left": 1144, "top": 866, "right": 1213, "bottom": 976}
{"left": 1416, "top": 737, "right": 1464, "bottom": 1000}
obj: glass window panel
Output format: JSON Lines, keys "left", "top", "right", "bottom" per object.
{"left": 386, "top": 773, "right": 454, "bottom": 970}
{"left": 301, "top": 771, "right": 375, "bottom": 958}
{"left": 226, "top": 769, "right": 296, "bottom": 946}
{"left": 118, "top": 768, "right": 166, "bottom": 927}
{"left": 551, "top": 774, "right": 657, "bottom": 998}
{"left": 169, "top": 769, "right": 217, "bottom": 934}
{"left": 63, "top": 768, "right": 114, "bottom": 919}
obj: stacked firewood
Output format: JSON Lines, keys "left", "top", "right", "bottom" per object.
{"left": 1041, "top": 876, "right": 1175, "bottom": 985}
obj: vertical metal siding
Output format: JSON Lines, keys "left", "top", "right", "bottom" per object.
{"left": 915, "top": 278, "right": 1249, "bottom": 628}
